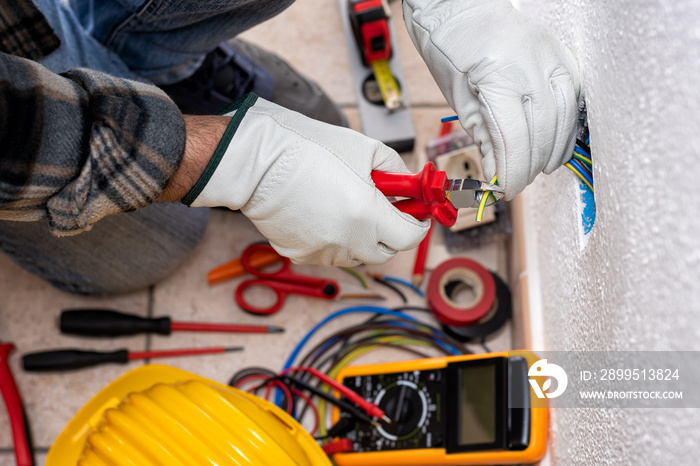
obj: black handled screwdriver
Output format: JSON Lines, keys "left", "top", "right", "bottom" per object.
{"left": 60, "top": 309, "right": 284, "bottom": 337}
{"left": 22, "top": 346, "right": 243, "bottom": 372}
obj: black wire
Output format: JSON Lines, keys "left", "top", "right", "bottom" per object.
{"left": 228, "top": 366, "right": 277, "bottom": 387}
{"left": 576, "top": 138, "right": 590, "bottom": 153}
{"left": 371, "top": 276, "right": 407, "bottom": 303}
{"left": 283, "top": 374, "right": 374, "bottom": 424}
{"left": 391, "top": 306, "right": 431, "bottom": 313}
{"left": 228, "top": 367, "right": 296, "bottom": 413}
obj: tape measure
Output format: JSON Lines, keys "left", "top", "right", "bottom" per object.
{"left": 349, "top": 0, "right": 404, "bottom": 110}
{"left": 331, "top": 352, "right": 548, "bottom": 465}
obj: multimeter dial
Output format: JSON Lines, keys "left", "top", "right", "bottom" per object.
{"left": 375, "top": 380, "right": 428, "bottom": 439}
{"left": 343, "top": 369, "right": 445, "bottom": 452}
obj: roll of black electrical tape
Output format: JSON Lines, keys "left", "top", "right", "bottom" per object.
{"left": 441, "top": 272, "right": 512, "bottom": 342}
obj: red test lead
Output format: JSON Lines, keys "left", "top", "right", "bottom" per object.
{"left": 281, "top": 366, "right": 391, "bottom": 423}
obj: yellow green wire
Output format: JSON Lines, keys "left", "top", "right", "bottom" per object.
{"left": 572, "top": 153, "right": 592, "bottom": 166}
{"left": 476, "top": 174, "right": 498, "bottom": 222}
{"left": 339, "top": 267, "right": 369, "bottom": 289}
{"left": 565, "top": 162, "right": 594, "bottom": 192}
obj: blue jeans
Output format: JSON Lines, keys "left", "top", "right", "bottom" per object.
{"left": 0, "top": 0, "right": 293, "bottom": 295}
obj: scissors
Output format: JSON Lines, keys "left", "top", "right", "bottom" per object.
{"left": 235, "top": 244, "right": 340, "bottom": 315}
{"left": 371, "top": 162, "right": 505, "bottom": 227}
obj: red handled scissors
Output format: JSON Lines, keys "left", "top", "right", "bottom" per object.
{"left": 371, "top": 162, "right": 504, "bottom": 227}
{"left": 235, "top": 244, "right": 340, "bottom": 315}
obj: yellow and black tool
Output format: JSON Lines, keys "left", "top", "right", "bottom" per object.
{"left": 331, "top": 352, "right": 548, "bottom": 465}
{"left": 339, "top": 0, "right": 414, "bottom": 152}
{"left": 348, "top": 0, "right": 403, "bottom": 111}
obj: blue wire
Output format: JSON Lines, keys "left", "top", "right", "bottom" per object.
{"left": 381, "top": 275, "right": 425, "bottom": 297}
{"left": 569, "top": 158, "right": 594, "bottom": 188}
{"left": 277, "top": 306, "right": 461, "bottom": 407}
{"left": 440, "top": 115, "right": 459, "bottom": 123}
{"left": 283, "top": 307, "right": 426, "bottom": 371}
{"left": 573, "top": 146, "right": 592, "bottom": 162}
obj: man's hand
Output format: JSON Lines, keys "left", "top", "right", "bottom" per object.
{"left": 169, "top": 95, "right": 429, "bottom": 266}
{"left": 403, "top": 0, "right": 581, "bottom": 200}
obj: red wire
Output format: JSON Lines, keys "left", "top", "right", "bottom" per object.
{"left": 281, "top": 366, "right": 387, "bottom": 421}
{"left": 291, "top": 387, "right": 319, "bottom": 436}
{"left": 263, "top": 380, "right": 294, "bottom": 414}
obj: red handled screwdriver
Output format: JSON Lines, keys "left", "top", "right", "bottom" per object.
{"left": 22, "top": 346, "right": 243, "bottom": 372}
{"left": 60, "top": 309, "right": 284, "bottom": 337}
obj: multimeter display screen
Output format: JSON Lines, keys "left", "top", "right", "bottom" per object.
{"left": 458, "top": 365, "right": 496, "bottom": 446}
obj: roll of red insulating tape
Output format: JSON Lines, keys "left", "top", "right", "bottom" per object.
{"left": 427, "top": 257, "right": 496, "bottom": 327}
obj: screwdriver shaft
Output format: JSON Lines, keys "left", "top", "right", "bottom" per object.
{"left": 170, "top": 321, "right": 283, "bottom": 334}
{"left": 128, "top": 346, "right": 243, "bottom": 360}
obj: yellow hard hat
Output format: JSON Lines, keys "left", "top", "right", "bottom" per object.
{"left": 46, "top": 365, "right": 332, "bottom": 466}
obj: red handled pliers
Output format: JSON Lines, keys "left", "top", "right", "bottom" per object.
{"left": 372, "top": 162, "right": 504, "bottom": 227}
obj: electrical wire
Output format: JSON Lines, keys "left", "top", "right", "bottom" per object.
{"left": 572, "top": 157, "right": 592, "bottom": 178}
{"left": 339, "top": 267, "right": 369, "bottom": 289}
{"left": 569, "top": 157, "right": 592, "bottom": 181}
{"left": 371, "top": 274, "right": 424, "bottom": 297}
{"left": 370, "top": 275, "right": 407, "bottom": 303}
{"left": 576, "top": 138, "right": 590, "bottom": 154}
{"left": 232, "top": 306, "right": 470, "bottom": 438}
{"left": 289, "top": 308, "right": 467, "bottom": 424}
{"left": 282, "top": 366, "right": 388, "bottom": 422}
{"left": 315, "top": 336, "right": 447, "bottom": 438}
{"left": 476, "top": 174, "right": 498, "bottom": 222}
{"left": 565, "top": 161, "right": 594, "bottom": 192}
{"left": 282, "top": 307, "right": 427, "bottom": 371}
{"left": 572, "top": 151, "right": 592, "bottom": 166}
{"left": 283, "top": 374, "right": 375, "bottom": 424}
{"left": 290, "top": 387, "right": 319, "bottom": 435}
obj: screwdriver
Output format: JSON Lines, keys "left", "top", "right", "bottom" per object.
{"left": 22, "top": 346, "right": 243, "bottom": 372}
{"left": 60, "top": 309, "right": 284, "bottom": 337}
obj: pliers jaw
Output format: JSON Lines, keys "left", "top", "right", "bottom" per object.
{"left": 446, "top": 179, "right": 504, "bottom": 209}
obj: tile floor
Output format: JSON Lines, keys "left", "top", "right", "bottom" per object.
{"left": 0, "top": 0, "right": 513, "bottom": 463}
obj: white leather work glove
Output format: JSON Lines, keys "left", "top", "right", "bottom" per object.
{"left": 403, "top": 0, "right": 581, "bottom": 200}
{"left": 184, "top": 94, "right": 429, "bottom": 266}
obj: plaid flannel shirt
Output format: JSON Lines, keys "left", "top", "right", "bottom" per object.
{"left": 0, "top": 1, "right": 186, "bottom": 236}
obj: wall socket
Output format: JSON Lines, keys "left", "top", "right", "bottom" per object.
{"left": 435, "top": 145, "right": 496, "bottom": 231}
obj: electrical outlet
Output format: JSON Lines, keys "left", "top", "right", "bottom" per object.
{"left": 435, "top": 145, "right": 496, "bottom": 231}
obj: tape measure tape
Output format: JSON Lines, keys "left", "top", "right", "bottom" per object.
{"left": 371, "top": 59, "right": 403, "bottom": 110}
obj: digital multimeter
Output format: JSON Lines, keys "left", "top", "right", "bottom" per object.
{"left": 332, "top": 352, "right": 548, "bottom": 465}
